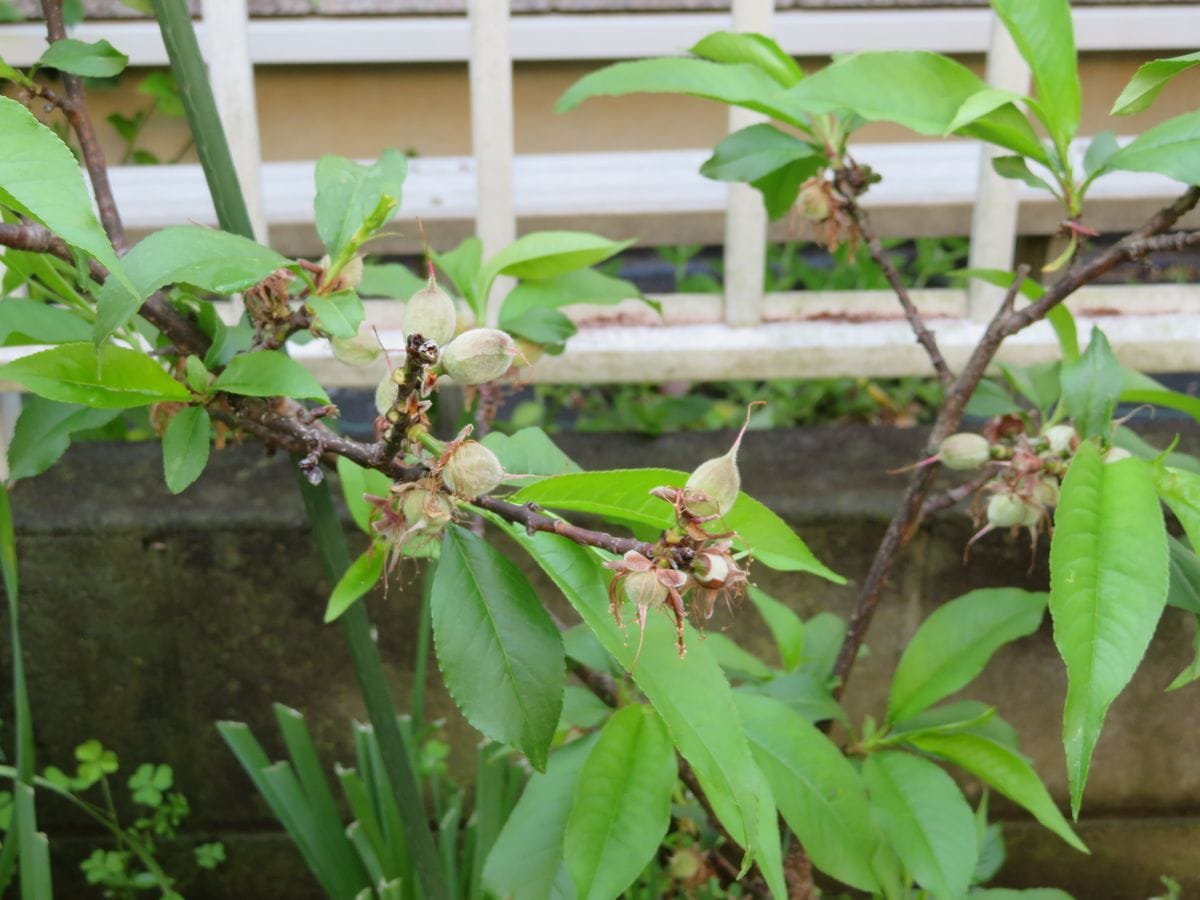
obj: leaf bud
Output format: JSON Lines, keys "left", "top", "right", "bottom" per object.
{"left": 442, "top": 440, "right": 505, "bottom": 498}
{"left": 937, "top": 433, "right": 990, "bottom": 471}
{"left": 440, "top": 328, "right": 517, "bottom": 385}
{"left": 987, "top": 493, "right": 1039, "bottom": 529}
{"left": 1042, "top": 424, "right": 1078, "bottom": 456}
{"left": 403, "top": 277, "right": 457, "bottom": 346}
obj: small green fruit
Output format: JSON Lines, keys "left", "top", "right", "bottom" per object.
{"left": 685, "top": 405, "right": 758, "bottom": 517}
{"left": 401, "top": 488, "right": 455, "bottom": 526}
{"left": 403, "top": 277, "right": 457, "bottom": 346}
{"left": 624, "top": 570, "right": 667, "bottom": 611}
{"left": 440, "top": 328, "right": 517, "bottom": 385}
{"left": 374, "top": 372, "right": 397, "bottom": 416}
{"left": 443, "top": 441, "right": 505, "bottom": 498}
{"left": 331, "top": 329, "right": 381, "bottom": 367}
{"left": 987, "top": 493, "right": 1039, "bottom": 529}
{"left": 1103, "top": 447, "right": 1132, "bottom": 464}
{"left": 938, "top": 433, "right": 990, "bottom": 471}
{"left": 1043, "top": 424, "right": 1078, "bottom": 456}
{"left": 338, "top": 254, "right": 364, "bottom": 291}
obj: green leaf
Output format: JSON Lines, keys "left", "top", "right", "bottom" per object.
{"left": 747, "top": 586, "right": 804, "bottom": 671}
{"left": 491, "top": 523, "right": 763, "bottom": 866}
{"left": 502, "top": 306, "right": 577, "bottom": 349}
{"left": 690, "top": 31, "right": 804, "bottom": 88}
{"left": 1059, "top": 327, "right": 1121, "bottom": 438}
{"left": 432, "top": 525, "right": 563, "bottom": 770}
{"left": 905, "top": 731, "right": 1086, "bottom": 853}
{"left": 1050, "top": 443, "right": 1169, "bottom": 816}
{"left": 557, "top": 58, "right": 802, "bottom": 128}
{"left": 7, "top": 396, "right": 119, "bottom": 481}
{"left": 1166, "top": 617, "right": 1200, "bottom": 691}
{"left": 740, "top": 671, "right": 844, "bottom": 725}
{"left": 1154, "top": 466, "right": 1200, "bottom": 554}
{"left": 1167, "top": 536, "right": 1200, "bottom": 614}
{"left": 308, "top": 290, "right": 365, "bottom": 340}
{"left": 481, "top": 426, "right": 582, "bottom": 484}
{"left": 484, "top": 734, "right": 598, "bottom": 899}
{"left": 359, "top": 262, "right": 424, "bottom": 299}
{"left": 863, "top": 751, "right": 978, "bottom": 900}
{"left": 780, "top": 52, "right": 1048, "bottom": 163}
{"left": 750, "top": 155, "right": 819, "bottom": 221}
{"left": 184, "top": 355, "right": 209, "bottom": 394}
{"left": 0, "top": 96, "right": 133, "bottom": 297}
{"left": 1104, "top": 110, "right": 1200, "bottom": 185}
{"left": 93, "top": 226, "right": 289, "bottom": 343}
{"left": 324, "top": 547, "right": 384, "bottom": 623}
{"left": 0, "top": 342, "right": 188, "bottom": 408}
{"left": 314, "top": 150, "right": 407, "bottom": 258}
{"left": 37, "top": 38, "right": 128, "bottom": 78}
{"left": 500, "top": 268, "right": 649, "bottom": 324}
{"left": 432, "top": 236, "right": 483, "bottom": 311}
{"left": 887, "top": 588, "right": 1048, "bottom": 723}
{"left": 211, "top": 350, "right": 330, "bottom": 403}
{"left": 1083, "top": 130, "right": 1120, "bottom": 179}
{"left": 335, "top": 456, "right": 393, "bottom": 534}
{"left": 512, "top": 468, "right": 843, "bottom": 581}
{"left": 943, "top": 86, "right": 1027, "bottom": 135}
{"left": 1121, "top": 387, "right": 1200, "bottom": 423}
{"left": 564, "top": 705, "right": 676, "bottom": 899}
{"left": 888, "top": 700, "right": 1015, "bottom": 748}
{"left": 991, "top": 0, "right": 1080, "bottom": 153}
{"left": 702, "top": 633, "right": 774, "bottom": 680}
{"left": 0, "top": 57, "right": 34, "bottom": 88}
{"left": 161, "top": 405, "right": 210, "bottom": 494}
{"left": 735, "top": 692, "right": 880, "bottom": 892}
{"left": 700, "top": 123, "right": 820, "bottom": 184}
{"left": 482, "top": 231, "right": 633, "bottom": 295}
{"left": 971, "top": 889, "right": 1073, "bottom": 900}
{"left": 1111, "top": 51, "right": 1200, "bottom": 115}
{"left": 991, "top": 156, "right": 1057, "bottom": 196}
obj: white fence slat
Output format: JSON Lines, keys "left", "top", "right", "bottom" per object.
{"left": 468, "top": 0, "right": 517, "bottom": 327}
{"left": 723, "top": 0, "right": 772, "bottom": 328}
{"left": 6, "top": 8, "right": 1200, "bottom": 66}
{"left": 199, "top": 0, "right": 268, "bottom": 244}
{"left": 966, "top": 15, "right": 1029, "bottom": 322}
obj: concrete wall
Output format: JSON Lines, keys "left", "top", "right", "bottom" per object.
{"left": 4, "top": 426, "right": 1199, "bottom": 897}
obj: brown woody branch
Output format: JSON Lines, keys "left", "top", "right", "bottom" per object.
{"left": 836, "top": 163, "right": 954, "bottom": 389}
{"left": 41, "top": 0, "right": 127, "bottom": 252}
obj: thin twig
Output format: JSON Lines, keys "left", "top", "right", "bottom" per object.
{"left": 837, "top": 164, "right": 954, "bottom": 389}
{"left": 919, "top": 470, "right": 994, "bottom": 520}
{"left": 41, "top": 0, "right": 126, "bottom": 252}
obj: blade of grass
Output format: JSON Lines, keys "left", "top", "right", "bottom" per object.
{"left": 274, "top": 705, "right": 370, "bottom": 888}
{"left": 337, "top": 766, "right": 394, "bottom": 879}
{"left": 14, "top": 784, "right": 51, "bottom": 900}
{"left": 347, "top": 821, "right": 387, "bottom": 886}
{"left": 0, "top": 487, "right": 35, "bottom": 894}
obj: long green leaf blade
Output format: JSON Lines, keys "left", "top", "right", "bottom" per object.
{"left": 564, "top": 705, "right": 676, "bottom": 899}
{"left": 1111, "top": 50, "right": 1200, "bottom": 115}
{"left": 735, "top": 693, "right": 879, "bottom": 892}
{"left": 557, "top": 58, "right": 801, "bottom": 127}
{"left": 161, "top": 406, "right": 211, "bottom": 494}
{"left": 991, "top": 0, "right": 1080, "bottom": 153}
{"left": 432, "top": 525, "right": 564, "bottom": 771}
{"left": 1103, "top": 110, "right": 1200, "bottom": 185}
{"left": 863, "top": 751, "right": 977, "bottom": 900}
{"left": 484, "top": 734, "right": 597, "bottom": 900}
{"left": 211, "top": 350, "right": 330, "bottom": 403}
{"left": 0, "top": 96, "right": 133, "bottom": 296}
{"left": 1049, "top": 443, "right": 1169, "bottom": 816}
{"left": 905, "top": 730, "right": 1086, "bottom": 853}
{"left": 887, "top": 588, "right": 1048, "bottom": 723}
{"left": 1059, "top": 327, "right": 1122, "bottom": 439}
{"left": 0, "top": 343, "right": 189, "bottom": 408}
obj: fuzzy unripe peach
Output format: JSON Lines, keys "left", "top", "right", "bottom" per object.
{"left": 439, "top": 328, "right": 517, "bottom": 385}
{"left": 401, "top": 488, "right": 455, "bottom": 526}
{"left": 624, "top": 570, "right": 667, "bottom": 610}
{"left": 403, "top": 278, "right": 457, "bottom": 346}
{"left": 987, "top": 493, "right": 1039, "bottom": 529}
{"left": 1043, "top": 424, "right": 1078, "bottom": 456}
{"left": 442, "top": 440, "right": 505, "bottom": 498}
{"left": 1104, "top": 447, "right": 1132, "bottom": 464}
{"left": 938, "top": 433, "right": 990, "bottom": 471}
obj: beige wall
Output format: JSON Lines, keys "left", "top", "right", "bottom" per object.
{"left": 77, "top": 52, "right": 1200, "bottom": 165}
